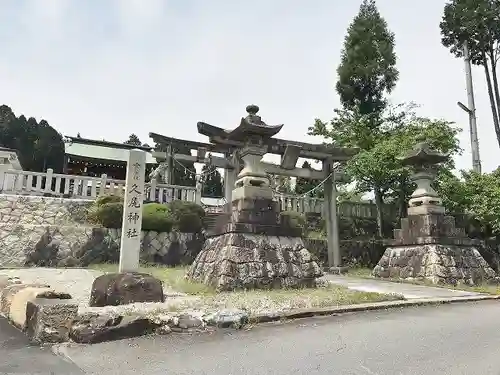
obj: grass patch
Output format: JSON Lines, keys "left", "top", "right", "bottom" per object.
{"left": 346, "top": 267, "right": 373, "bottom": 278}
{"left": 201, "top": 286, "right": 403, "bottom": 312}
{"left": 88, "top": 263, "right": 214, "bottom": 295}
{"left": 88, "top": 263, "right": 404, "bottom": 313}
{"left": 350, "top": 267, "right": 500, "bottom": 295}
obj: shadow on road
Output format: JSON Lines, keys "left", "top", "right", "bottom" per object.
{"left": 0, "top": 317, "right": 83, "bottom": 375}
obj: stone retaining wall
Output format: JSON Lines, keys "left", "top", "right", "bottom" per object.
{"left": 0, "top": 194, "right": 203, "bottom": 267}
{"left": 0, "top": 225, "right": 203, "bottom": 268}
{"left": 0, "top": 194, "right": 92, "bottom": 226}
{"left": 304, "top": 238, "right": 387, "bottom": 268}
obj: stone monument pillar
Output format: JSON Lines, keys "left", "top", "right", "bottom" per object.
{"left": 119, "top": 149, "right": 146, "bottom": 273}
{"left": 372, "top": 142, "right": 496, "bottom": 285}
{"left": 88, "top": 149, "right": 165, "bottom": 307}
{"left": 186, "top": 105, "right": 323, "bottom": 291}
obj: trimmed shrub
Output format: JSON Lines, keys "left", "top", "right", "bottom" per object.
{"left": 87, "top": 195, "right": 123, "bottom": 223}
{"left": 168, "top": 200, "right": 206, "bottom": 233}
{"left": 94, "top": 202, "right": 124, "bottom": 228}
{"left": 142, "top": 203, "right": 174, "bottom": 232}
{"left": 89, "top": 195, "right": 206, "bottom": 234}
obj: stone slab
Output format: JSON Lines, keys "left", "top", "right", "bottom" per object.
{"left": 69, "top": 314, "right": 163, "bottom": 344}
{"left": 0, "top": 283, "right": 50, "bottom": 316}
{"left": 25, "top": 298, "right": 79, "bottom": 343}
{"left": 9, "top": 287, "right": 71, "bottom": 330}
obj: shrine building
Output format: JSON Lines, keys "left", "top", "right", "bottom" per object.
{"left": 63, "top": 136, "right": 158, "bottom": 180}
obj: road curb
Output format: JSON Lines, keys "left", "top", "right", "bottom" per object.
{"left": 2, "top": 276, "right": 499, "bottom": 345}
{"left": 249, "top": 295, "right": 500, "bottom": 324}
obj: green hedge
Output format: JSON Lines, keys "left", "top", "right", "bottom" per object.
{"left": 142, "top": 203, "right": 174, "bottom": 232}
{"left": 168, "top": 200, "right": 206, "bottom": 233}
{"left": 88, "top": 195, "right": 204, "bottom": 233}
{"left": 93, "top": 202, "right": 124, "bottom": 228}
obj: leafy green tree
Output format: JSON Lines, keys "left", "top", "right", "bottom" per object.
{"left": 124, "top": 133, "right": 142, "bottom": 146}
{"left": 310, "top": 0, "right": 398, "bottom": 235}
{"left": 200, "top": 163, "right": 223, "bottom": 198}
{"left": 440, "top": 0, "right": 500, "bottom": 146}
{"left": 346, "top": 117, "right": 461, "bottom": 220}
{"left": 0, "top": 105, "right": 65, "bottom": 172}
{"left": 437, "top": 168, "right": 500, "bottom": 236}
{"left": 337, "top": 187, "right": 365, "bottom": 203}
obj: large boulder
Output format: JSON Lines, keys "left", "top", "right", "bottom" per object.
{"left": 89, "top": 272, "right": 164, "bottom": 307}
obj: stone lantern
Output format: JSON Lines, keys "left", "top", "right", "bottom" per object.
{"left": 372, "top": 142, "right": 496, "bottom": 285}
{"left": 402, "top": 141, "right": 447, "bottom": 215}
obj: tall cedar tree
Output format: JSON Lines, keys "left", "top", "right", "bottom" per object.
{"left": 310, "top": 0, "right": 398, "bottom": 236}
{"left": 124, "top": 133, "right": 142, "bottom": 146}
{"left": 336, "top": 0, "right": 398, "bottom": 117}
{"left": 440, "top": 0, "right": 500, "bottom": 147}
{"left": 200, "top": 163, "right": 223, "bottom": 198}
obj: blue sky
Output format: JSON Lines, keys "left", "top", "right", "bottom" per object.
{"left": 0, "top": 0, "right": 498, "bottom": 172}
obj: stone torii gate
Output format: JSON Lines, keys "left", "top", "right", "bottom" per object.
{"left": 150, "top": 105, "right": 358, "bottom": 275}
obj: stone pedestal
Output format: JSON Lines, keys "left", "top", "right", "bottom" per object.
{"left": 373, "top": 213, "right": 497, "bottom": 285}
{"left": 187, "top": 232, "right": 322, "bottom": 291}
{"left": 186, "top": 195, "right": 323, "bottom": 291}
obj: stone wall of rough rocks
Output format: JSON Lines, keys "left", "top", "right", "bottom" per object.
{"left": 0, "top": 194, "right": 204, "bottom": 267}
{"left": 304, "top": 238, "right": 387, "bottom": 268}
{"left": 0, "top": 194, "right": 92, "bottom": 226}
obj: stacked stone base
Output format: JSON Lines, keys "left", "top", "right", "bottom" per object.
{"left": 372, "top": 244, "right": 497, "bottom": 285}
{"left": 186, "top": 233, "right": 323, "bottom": 291}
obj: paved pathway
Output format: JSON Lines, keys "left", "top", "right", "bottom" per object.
{"left": 323, "top": 274, "right": 484, "bottom": 299}
{"left": 0, "top": 316, "right": 82, "bottom": 374}
{"left": 56, "top": 300, "right": 500, "bottom": 375}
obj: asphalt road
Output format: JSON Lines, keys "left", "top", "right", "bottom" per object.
{"left": 0, "top": 317, "right": 83, "bottom": 374}
{"left": 53, "top": 301, "right": 500, "bottom": 375}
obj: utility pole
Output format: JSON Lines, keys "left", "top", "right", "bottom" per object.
{"left": 458, "top": 41, "right": 481, "bottom": 173}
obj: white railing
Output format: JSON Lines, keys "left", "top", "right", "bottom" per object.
{"left": 273, "top": 193, "right": 390, "bottom": 219}
{"left": 274, "top": 193, "right": 324, "bottom": 214}
{"left": 0, "top": 169, "right": 389, "bottom": 218}
{"left": 0, "top": 169, "right": 199, "bottom": 204}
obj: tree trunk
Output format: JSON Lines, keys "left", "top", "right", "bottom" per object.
{"left": 373, "top": 187, "right": 384, "bottom": 238}
{"left": 398, "top": 189, "right": 407, "bottom": 220}
{"left": 490, "top": 57, "right": 500, "bottom": 133}
{"left": 483, "top": 56, "right": 500, "bottom": 147}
